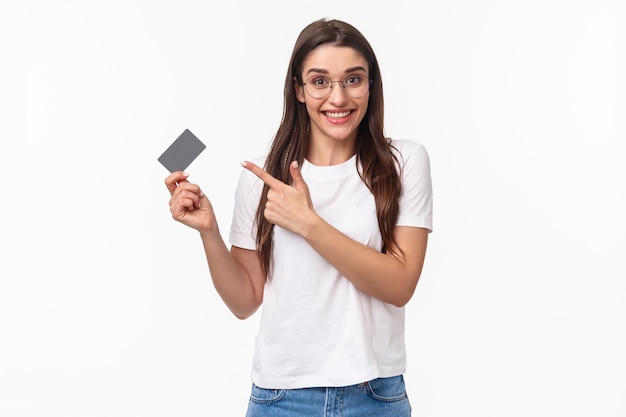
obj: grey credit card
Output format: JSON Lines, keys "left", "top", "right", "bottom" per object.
{"left": 157, "top": 129, "right": 206, "bottom": 173}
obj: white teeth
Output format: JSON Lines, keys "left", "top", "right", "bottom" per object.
{"left": 325, "top": 111, "right": 351, "bottom": 118}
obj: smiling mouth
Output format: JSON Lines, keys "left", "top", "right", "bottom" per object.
{"left": 324, "top": 111, "right": 352, "bottom": 119}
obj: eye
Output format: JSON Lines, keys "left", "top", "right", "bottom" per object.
{"left": 310, "top": 76, "right": 330, "bottom": 88}
{"left": 345, "top": 75, "right": 363, "bottom": 86}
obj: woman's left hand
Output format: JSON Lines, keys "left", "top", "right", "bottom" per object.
{"left": 242, "top": 160, "right": 317, "bottom": 235}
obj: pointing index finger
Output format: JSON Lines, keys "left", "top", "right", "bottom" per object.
{"left": 241, "top": 161, "right": 282, "bottom": 188}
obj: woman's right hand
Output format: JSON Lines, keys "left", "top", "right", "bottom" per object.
{"left": 165, "top": 171, "right": 216, "bottom": 233}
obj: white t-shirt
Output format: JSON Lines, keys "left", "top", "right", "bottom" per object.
{"left": 229, "top": 139, "right": 433, "bottom": 389}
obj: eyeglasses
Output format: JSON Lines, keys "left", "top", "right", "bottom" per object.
{"left": 302, "top": 75, "right": 372, "bottom": 99}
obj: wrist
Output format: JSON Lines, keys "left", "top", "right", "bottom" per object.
{"left": 299, "top": 212, "right": 324, "bottom": 241}
{"left": 198, "top": 222, "right": 220, "bottom": 240}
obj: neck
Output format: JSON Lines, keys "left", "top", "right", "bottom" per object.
{"left": 307, "top": 145, "right": 355, "bottom": 166}
{"left": 306, "top": 135, "right": 357, "bottom": 166}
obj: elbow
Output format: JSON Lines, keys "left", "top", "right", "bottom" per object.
{"left": 225, "top": 288, "right": 263, "bottom": 320}
{"left": 389, "top": 280, "right": 419, "bottom": 307}
{"left": 391, "top": 300, "right": 408, "bottom": 308}
{"left": 232, "top": 309, "right": 256, "bottom": 320}
{"left": 390, "top": 292, "right": 413, "bottom": 308}
{"left": 230, "top": 300, "right": 261, "bottom": 320}
{"left": 233, "top": 312, "right": 251, "bottom": 320}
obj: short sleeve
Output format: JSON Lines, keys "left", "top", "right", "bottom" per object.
{"left": 392, "top": 140, "right": 433, "bottom": 232}
{"left": 228, "top": 163, "right": 264, "bottom": 250}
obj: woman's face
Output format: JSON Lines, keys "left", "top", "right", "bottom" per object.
{"left": 295, "top": 45, "right": 370, "bottom": 151}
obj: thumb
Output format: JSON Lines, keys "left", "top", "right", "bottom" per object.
{"left": 289, "top": 160, "right": 307, "bottom": 190}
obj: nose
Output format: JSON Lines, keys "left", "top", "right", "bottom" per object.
{"left": 328, "top": 81, "right": 349, "bottom": 103}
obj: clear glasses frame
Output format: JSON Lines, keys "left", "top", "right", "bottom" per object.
{"left": 302, "top": 75, "right": 372, "bottom": 99}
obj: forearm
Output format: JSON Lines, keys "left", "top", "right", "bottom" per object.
{"left": 300, "top": 216, "right": 427, "bottom": 307}
{"left": 239, "top": 159, "right": 429, "bottom": 307}
{"left": 199, "top": 228, "right": 262, "bottom": 319}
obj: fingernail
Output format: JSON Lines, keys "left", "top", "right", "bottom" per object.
{"left": 183, "top": 171, "right": 190, "bottom": 177}
{"left": 200, "top": 190, "right": 204, "bottom": 197}
{"left": 240, "top": 161, "right": 247, "bottom": 167}
{"left": 292, "top": 161, "right": 298, "bottom": 169}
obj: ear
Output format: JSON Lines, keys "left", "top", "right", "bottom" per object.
{"left": 294, "top": 77, "right": 305, "bottom": 103}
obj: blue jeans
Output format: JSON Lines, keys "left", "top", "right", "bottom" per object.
{"left": 245, "top": 375, "right": 411, "bottom": 417}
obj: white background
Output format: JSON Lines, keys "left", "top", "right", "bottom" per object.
{"left": 1, "top": 0, "right": 625, "bottom": 416}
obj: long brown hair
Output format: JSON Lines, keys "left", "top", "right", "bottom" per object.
{"left": 255, "top": 18, "right": 402, "bottom": 277}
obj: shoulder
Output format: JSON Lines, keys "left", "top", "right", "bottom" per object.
{"left": 240, "top": 154, "right": 268, "bottom": 180}
{"left": 388, "top": 138, "right": 430, "bottom": 167}
{"left": 235, "top": 154, "right": 268, "bottom": 194}
{"left": 251, "top": 154, "right": 267, "bottom": 166}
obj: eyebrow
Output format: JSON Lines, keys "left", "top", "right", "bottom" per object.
{"left": 305, "top": 66, "right": 368, "bottom": 76}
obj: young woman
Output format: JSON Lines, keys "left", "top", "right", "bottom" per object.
{"left": 165, "top": 18, "right": 433, "bottom": 417}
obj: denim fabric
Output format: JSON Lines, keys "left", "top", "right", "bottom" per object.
{"left": 245, "top": 375, "right": 411, "bottom": 417}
